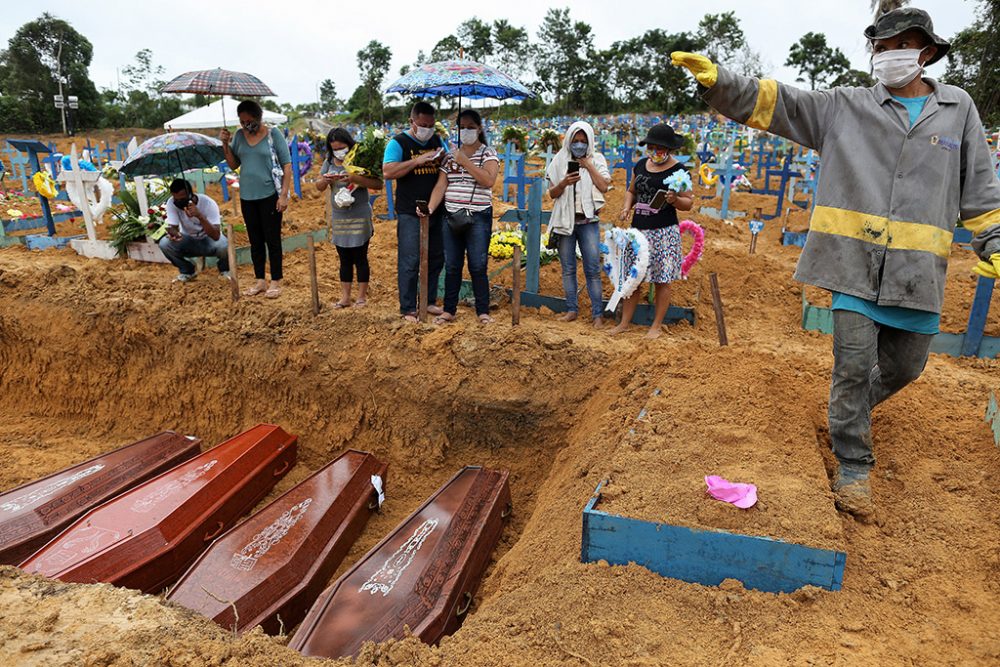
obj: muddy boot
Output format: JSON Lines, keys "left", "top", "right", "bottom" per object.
{"left": 833, "top": 462, "right": 874, "bottom": 522}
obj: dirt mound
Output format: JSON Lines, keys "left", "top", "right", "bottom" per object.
{"left": 1, "top": 147, "right": 999, "bottom": 666}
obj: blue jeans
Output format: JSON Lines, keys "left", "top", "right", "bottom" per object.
{"left": 443, "top": 208, "right": 492, "bottom": 316}
{"left": 397, "top": 213, "right": 443, "bottom": 314}
{"left": 558, "top": 222, "right": 604, "bottom": 318}
{"left": 158, "top": 234, "right": 229, "bottom": 275}
{"left": 829, "top": 310, "right": 932, "bottom": 468}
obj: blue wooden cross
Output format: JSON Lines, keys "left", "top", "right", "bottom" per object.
{"left": 101, "top": 142, "right": 116, "bottom": 164}
{"left": 754, "top": 157, "right": 802, "bottom": 220}
{"left": 83, "top": 139, "right": 101, "bottom": 167}
{"left": 961, "top": 276, "right": 996, "bottom": 357}
{"left": 7, "top": 139, "right": 56, "bottom": 235}
{"left": 612, "top": 143, "right": 638, "bottom": 189}
{"left": 3, "top": 145, "right": 31, "bottom": 192}
{"left": 377, "top": 179, "right": 396, "bottom": 221}
{"left": 707, "top": 148, "right": 742, "bottom": 220}
{"left": 287, "top": 134, "right": 303, "bottom": 198}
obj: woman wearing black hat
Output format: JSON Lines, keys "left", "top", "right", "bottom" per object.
{"left": 610, "top": 124, "right": 693, "bottom": 339}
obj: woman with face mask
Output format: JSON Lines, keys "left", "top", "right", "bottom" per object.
{"left": 425, "top": 109, "right": 499, "bottom": 325}
{"left": 545, "top": 121, "right": 612, "bottom": 328}
{"left": 316, "top": 128, "right": 383, "bottom": 309}
{"left": 612, "top": 124, "right": 694, "bottom": 339}
{"left": 220, "top": 100, "right": 292, "bottom": 298}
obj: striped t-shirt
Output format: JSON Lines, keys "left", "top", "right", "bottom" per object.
{"left": 440, "top": 145, "right": 498, "bottom": 213}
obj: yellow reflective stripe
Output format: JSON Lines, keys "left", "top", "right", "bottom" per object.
{"left": 746, "top": 79, "right": 778, "bottom": 131}
{"left": 809, "top": 206, "right": 951, "bottom": 258}
{"left": 961, "top": 208, "right": 1000, "bottom": 235}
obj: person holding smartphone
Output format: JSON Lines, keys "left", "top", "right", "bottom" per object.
{"left": 545, "top": 120, "right": 612, "bottom": 328}
{"left": 382, "top": 101, "right": 448, "bottom": 323}
{"left": 316, "top": 128, "right": 382, "bottom": 309}
{"left": 611, "top": 123, "right": 694, "bottom": 339}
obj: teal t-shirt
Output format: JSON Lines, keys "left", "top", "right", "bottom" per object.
{"left": 832, "top": 94, "right": 939, "bottom": 335}
{"left": 230, "top": 127, "right": 291, "bottom": 201}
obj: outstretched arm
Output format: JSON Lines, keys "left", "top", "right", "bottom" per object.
{"left": 672, "top": 52, "right": 840, "bottom": 152}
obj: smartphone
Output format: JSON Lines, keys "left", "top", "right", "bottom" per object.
{"left": 416, "top": 200, "right": 430, "bottom": 215}
{"left": 650, "top": 189, "right": 670, "bottom": 210}
{"left": 567, "top": 160, "right": 580, "bottom": 174}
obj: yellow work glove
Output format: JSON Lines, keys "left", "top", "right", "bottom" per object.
{"left": 972, "top": 253, "right": 1000, "bottom": 279}
{"left": 671, "top": 52, "right": 719, "bottom": 88}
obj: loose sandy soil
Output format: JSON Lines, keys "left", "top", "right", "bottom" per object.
{"left": 1, "top": 128, "right": 998, "bottom": 666}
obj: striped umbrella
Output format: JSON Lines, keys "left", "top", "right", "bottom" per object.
{"left": 161, "top": 69, "right": 276, "bottom": 126}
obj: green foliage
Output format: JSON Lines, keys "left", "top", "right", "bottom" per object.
{"left": 785, "top": 32, "right": 852, "bottom": 90}
{"left": 535, "top": 8, "right": 598, "bottom": 112}
{"left": 943, "top": 0, "right": 1000, "bottom": 125}
{"left": 0, "top": 12, "right": 101, "bottom": 132}
{"left": 431, "top": 35, "right": 463, "bottom": 62}
{"left": 831, "top": 69, "right": 876, "bottom": 88}
{"left": 606, "top": 29, "right": 704, "bottom": 114}
{"left": 457, "top": 18, "right": 493, "bottom": 61}
{"left": 356, "top": 40, "right": 392, "bottom": 122}
{"left": 108, "top": 188, "right": 169, "bottom": 258}
{"left": 344, "top": 127, "right": 388, "bottom": 180}
{"left": 697, "top": 12, "right": 746, "bottom": 67}
{"left": 492, "top": 20, "right": 530, "bottom": 77}
{"left": 319, "top": 79, "right": 338, "bottom": 111}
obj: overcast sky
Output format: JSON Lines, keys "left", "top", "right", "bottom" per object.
{"left": 0, "top": 1, "right": 980, "bottom": 106}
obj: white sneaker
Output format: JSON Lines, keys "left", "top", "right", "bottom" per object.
{"left": 173, "top": 273, "right": 196, "bottom": 283}
{"left": 219, "top": 271, "right": 232, "bottom": 280}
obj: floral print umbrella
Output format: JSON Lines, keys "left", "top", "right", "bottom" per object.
{"left": 119, "top": 132, "right": 225, "bottom": 177}
{"left": 385, "top": 59, "right": 535, "bottom": 100}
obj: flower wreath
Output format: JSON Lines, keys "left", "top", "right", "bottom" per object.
{"left": 32, "top": 171, "right": 58, "bottom": 199}
{"left": 678, "top": 220, "right": 705, "bottom": 278}
{"left": 698, "top": 162, "right": 717, "bottom": 187}
{"left": 601, "top": 227, "right": 650, "bottom": 312}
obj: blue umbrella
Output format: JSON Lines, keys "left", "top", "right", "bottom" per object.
{"left": 385, "top": 59, "right": 535, "bottom": 146}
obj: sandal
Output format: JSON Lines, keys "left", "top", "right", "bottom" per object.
{"left": 427, "top": 305, "right": 444, "bottom": 316}
{"left": 478, "top": 314, "right": 494, "bottom": 324}
{"left": 243, "top": 283, "right": 267, "bottom": 297}
{"left": 265, "top": 286, "right": 283, "bottom": 299}
{"left": 331, "top": 301, "right": 351, "bottom": 309}
{"left": 402, "top": 313, "right": 419, "bottom": 323}
{"left": 433, "top": 313, "right": 455, "bottom": 325}
{"left": 353, "top": 299, "right": 368, "bottom": 308}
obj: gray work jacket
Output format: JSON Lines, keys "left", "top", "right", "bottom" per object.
{"left": 703, "top": 66, "right": 1000, "bottom": 313}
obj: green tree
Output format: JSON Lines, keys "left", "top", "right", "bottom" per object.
{"left": 457, "top": 18, "right": 493, "bottom": 61}
{"left": 831, "top": 69, "right": 876, "bottom": 87}
{"left": 431, "top": 35, "right": 463, "bottom": 62}
{"left": 785, "top": 32, "right": 852, "bottom": 89}
{"left": 0, "top": 12, "right": 101, "bottom": 132}
{"left": 100, "top": 49, "right": 183, "bottom": 129}
{"left": 356, "top": 40, "right": 392, "bottom": 122}
{"left": 697, "top": 11, "right": 746, "bottom": 68}
{"left": 607, "top": 29, "right": 703, "bottom": 113}
{"left": 943, "top": 0, "right": 999, "bottom": 125}
{"left": 535, "top": 8, "right": 596, "bottom": 111}
{"left": 492, "top": 19, "right": 531, "bottom": 77}
{"left": 319, "top": 78, "right": 338, "bottom": 110}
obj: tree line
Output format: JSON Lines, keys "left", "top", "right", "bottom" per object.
{"left": 1, "top": 5, "right": 998, "bottom": 134}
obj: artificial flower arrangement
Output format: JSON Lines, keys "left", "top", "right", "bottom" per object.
{"left": 663, "top": 169, "right": 693, "bottom": 193}
{"left": 535, "top": 128, "right": 562, "bottom": 152}
{"left": 108, "top": 188, "right": 170, "bottom": 258}
{"left": 335, "top": 127, "right": 387, "bottom": 208}
{"left": 501, "top": 126, "right": 529, "bottom": 152}
{"left": 488, "top": 228, "right": 558, "bottom": 265}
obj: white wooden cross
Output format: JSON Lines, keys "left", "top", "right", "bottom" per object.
{"left": 55, "top": 143, "right": 104, "bottom": 241}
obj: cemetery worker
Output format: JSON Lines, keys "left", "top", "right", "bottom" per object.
{"left": 672, "top": 6, "right": 1000, "bottom": 521}
{"left": 611, "top": 124, "right": 694, "bottom": 339}
{"left": 220, "top": 99, "right": 292, "bottom": 299}
{"left": 316, "top": 127, "right": 382, "bottom": 309}
{"left": 545, "top": 120, "right": 612, "bottom": 328}
{"left": 425, "top": 109, "right": 500, "bottom": 325}
{"left": 383, "top": 101, "right": 449, "bottom": 323}
{"left": 159, "top": 179, "right": 230, "bottom": 283}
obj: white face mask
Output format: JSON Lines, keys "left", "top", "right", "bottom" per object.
{"left": 332, "top": 148, "right": 349, "bottom": 161}
{"left": 459, "top": 128, "right": 479, "bottom": 145}
{"left": 871, "top": 48, "right": 925, "bottom": 89}
{"left": 412, "top": 125, "right": 435, "bottom": 142}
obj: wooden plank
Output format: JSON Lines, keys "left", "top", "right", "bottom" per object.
{"left": 511, "top": 245, "right": 521, "bottom": 326}
{"left": 308, "top": 234, "right": 320, "bottom": 315}
{"left": 709, "top": 273, "right": 729, "bottom": 346}
{"left": 24, "top": 234, "right": 84, "bottom": 250}
{"left": 524, "top": 180, "right": 543, "bottom": 294}
{"left": 961, "top": 277, "right": 995, "bottom": 357}
{"left": 226, "top": 223, "right": 239, "bottom": 302}
{"left": 418, "top": 215, "right": 429, "bottom": 323}
{"left": 986, "top": 392, "right": 1000, "bottom": 448}
{"left": 517, "top": 291, "right": 695, "bottom": 326}
{"left": 581, "top": 484, "right": 846, "bottom": 594}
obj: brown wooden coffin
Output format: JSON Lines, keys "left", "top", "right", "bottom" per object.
{"left": 167, "top": 449, "right": 387, "bottom": 634}
{"left": 0, "top": 432, "right": 201, "bottom": 566}
{"left": 290, "top": 466, "right": 511, "bottom": 659}
{"left": 20, "top": 424, "right": 296, "bottom": 594}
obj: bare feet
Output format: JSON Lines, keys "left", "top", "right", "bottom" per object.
{"left": 331, "top": 300, "right": 351, "bottom": 309}
{"left": 592, "top": 316, "right": 605, "bottom": 330}
{"left": 402, "top": 313, "right": 419, "bottom": 323}
{"left": 243, "top": 281, "right": 267, "bottom": 297}
{"left": 427, "top": 305, "right": 444, "bottom": 316}
{"left": 478, "top": 314, "right": 494, "bottom": 324}
{"left": 607, "top": 323, "right": 630, "bottom": 335}
{"left": 559, "top": 311, "right": 578, "bottom": 322}
{"left": 353, "top": 299, "right": 367, "bottom": 308}
{"left": 645, "top": 326, "right": 663, "bottom": 339}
